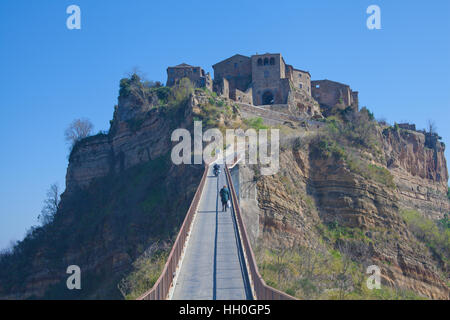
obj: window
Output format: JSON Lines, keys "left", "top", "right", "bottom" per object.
{"left": 298, "top": 73, "right": 302, "bottom": 78}
{"left": 315, "top": 84, "right": 320, "bottom": 89}
{"left": 269, "top": 57, "right": 275, "bottom": 65}
{"left": 264, "top": 71, "right": 269, "bottom": 78}
{"left": 234, "top": 63, "right": 238, "bottom": 69}
{"left": 299, "top": 83, "right": 303, "bottom": 89}
{"left": 257, "top": 58, "right": 263, "bottom": 66}
{"left": 263, "top": 58, "right": 269, "bottom": 66}
{"left": 193, "top": 69, "right": 197, "bottom": 73}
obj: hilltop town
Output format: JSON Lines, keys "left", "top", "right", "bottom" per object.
{"left": 166, "top": 53, "right": 359, "bottom": 119}
{"left": 1, "top": 52, "right": 448, "bottom": 301}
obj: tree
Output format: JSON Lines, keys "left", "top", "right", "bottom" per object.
{"left": 38, "top": 183, "right": 60, "bottom": 225}
{"left": 65, "top": 118, "right": 94, "bottom": 146}
{"left": 169, "top": 77, "right": 194, "bottom": 105}
{"left": 427, "top": 119, "right": 437, "bottom": 135}
{"left": 272, "top": 245, "right": 289, "bottom": 286}
{"left": 334, "top": 241, "right": 354, "bottom": 300}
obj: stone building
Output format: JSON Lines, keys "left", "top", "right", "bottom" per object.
{"left": 166, "top": 63, "right": 212, "bottom": 89}
{"left": 212, "top": 53, "right": 312, "bottom": 106}
{"left": 286, "top": 66, "right": 311, "bottom": 94}
{"left": 398, "top": 123, "right": 417, "bottom": 131}
{"left": 251, "top": 53, "right": 290, "bottom": 105}
{"left": 166, "top": 54, "right": 358, "bottom": 117}
{"left": 311, "top": 80, "right": 359, "bottom": 112}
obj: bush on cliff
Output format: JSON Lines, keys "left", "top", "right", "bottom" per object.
{"left": 119, "top": 73, "right": 192, "bottom": 109}
{"left": 118, "top": 242, "right": 169, "bottom": 300}
{"left": 324, "top": 107, "right": 379, "bottom": 151}
{"left": 400, "top": 209, "right": 450, "bottom": 266}
{"left": 257, "top": 242, "right": 424, "bottom": 300}
{"left": 244, "top": 117, "right": 268, "bottom": 130}
{"left": 168, "top": 77, "right": 194, "bottom": 107}
{"left": 311, "top": 107, "right": 395, "bottom": 188}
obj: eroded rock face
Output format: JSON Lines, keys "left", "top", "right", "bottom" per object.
{"left": 65, "top": 93, "right": 195, "bottom": 195}
{"left": 244, "top": 129, "right": 449, "bottom": 299}
{"left": 66, "top": 108, "right": 172, "bottom": 193}
{"left": 0, "top": 90, "right": 205, "bottom": 300}
{"left": 383, "top": 129, "right": 449, "bottom": 219}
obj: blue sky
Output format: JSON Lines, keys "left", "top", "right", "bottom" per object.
{"left": 0, "top": 0, "right": 449, "bottom": 250}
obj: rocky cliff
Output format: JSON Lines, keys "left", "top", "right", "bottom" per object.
{"left": 383, "top": 128, "right": 449, "bottom": 219}
{"left": 0, "top": 75, "right": 247, "bottom": 299}
{"left": 237, "top": 114, "right": 449, "bottom": 299}
{"left": 0, "top": 74, "right": 448, "bottom": 300}
{"left": 0, "top": 77, "right": 210, "bottom": 299}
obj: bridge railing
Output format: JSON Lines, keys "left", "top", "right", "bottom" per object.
{"left": 225, "top": 165, "right": 297, "bottom": 300}
{"left": 137, "top": 165, "right": 210, "bottom": 300}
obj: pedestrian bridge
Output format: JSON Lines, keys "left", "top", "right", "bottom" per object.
{"left": 138, "top": 162, "right": 295, "bottom": 300}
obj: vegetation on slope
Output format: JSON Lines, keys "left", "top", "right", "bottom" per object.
{"left": 0, "top": 153, "right": 202, "bottom": 299}
{"left": 255, "top": 201, "right": 425, "bottom": 300}
{"left": 118, "top": 242, "right": 170, "bottom": 300}
{"left": 0, "top": 74, "right": 210, "bottom": 299}
{"left": 400, "top": 209, "right": 450, "bottom": 269}
{"left": 253, "top": 106, "right": 445, "bottom": 299}
{"left": 311, "top": 107, "right": 395, "bottom": 188}
{"left": 257, "top": 240, "right": 424, "bottom": 300}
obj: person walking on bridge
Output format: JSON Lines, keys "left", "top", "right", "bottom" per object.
{"left": 219, "top": 185, "right": 230, "bottom": 212}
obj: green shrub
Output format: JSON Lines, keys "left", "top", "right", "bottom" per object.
{"left": 244, "top": 117, "right": 269, "bottom": 130}
{"left": 312, "top": 137, "right": 344, "bottom": 159}
{"left": 256, "top": 242, "right": 424, "bottom": 300}
{"left": 394, "top": 123, "right": 400, "bottom": 132}
{"left": 154, "top": 87, "right": 170, "bottom": 104}
{"left": 438, "top": 214, "right": 450, "bottom": 230}
{"left": 400, "top": 209, "right": 450, "bottom": 265}
{"left": 168, "top": 77, "right": 194, "bottom": 106}
{"left": 311, "top": 112, "right": 394, "bottom": 188}
{"left": 321, "top": 108, "right": 379, "bottom": 152}
{"left": 118, "top": 246, "right": 169, "bottom": 300}
{"left": 367, "top": 164, "right": 395, "bottom": 188}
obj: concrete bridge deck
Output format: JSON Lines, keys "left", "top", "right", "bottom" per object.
{"left": 171, "top": 164, "right": 252, "bottom": 300}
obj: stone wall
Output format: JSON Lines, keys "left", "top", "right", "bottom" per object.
{"left": 251, "top": 54, "right": 288, "bottom": 105}
{"left": 311, "top": 80, "right": 358, "bottom": 111}
{"left": 287, "top": 87, "right": 322, "bottom": 118}
{"left": 231, "top": 87, "right": 253, "bottom": 105}
{"left": 213, "top": 78, "right": 230, "bottom": 99}
{"left": 167, "top": 64, "right": 212, "bottom": 89}
{"left": 286, "top": 65, "right": 311, "bottom": 96}
{"left": 212, "top": 54, "right": 252, "bottom": 93}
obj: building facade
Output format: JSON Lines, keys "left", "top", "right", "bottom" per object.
{"left": 166, "top": 54, "right": 358, "bottom": 113}
{"left": 311, "top": 80, "right": 359, "bottom": 112}
{"left": 212, "top": 53, "right": 312, "bottom": 106}
{"left": 166, "top": 63, "right": 212, "bottom": 89}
